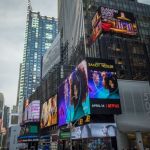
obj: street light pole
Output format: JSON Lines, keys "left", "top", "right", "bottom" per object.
{"left": 69, "top": 116, "right": 84, "bottom": 150}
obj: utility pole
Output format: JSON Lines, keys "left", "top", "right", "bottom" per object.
{"left": 27, "top": 0, "right": 32, "bottom": 12}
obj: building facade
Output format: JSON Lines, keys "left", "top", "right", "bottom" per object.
{"left": 0, "top": 93, "right": 4, "bottom": 149}
{"left": 18, "top": 0, "right": 150, "bottom": 149}
{"left": 18, "top": 4, "right": 58, "bottom": 105}
{"left": 57, "top": 0, "right": 150, "bottom": 149}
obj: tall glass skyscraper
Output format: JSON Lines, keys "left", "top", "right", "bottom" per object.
{"left": 18, "top": 3, "right": 58, "bottom": 103}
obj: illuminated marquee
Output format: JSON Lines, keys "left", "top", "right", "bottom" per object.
{"left": 88, "top": 63, "right": 114, "bottom": 69}
{"left": 87, "top": 57, "right": 121, "bottom": 114}
{"left": 91, "top": 6, "right": 138, "bottom": 43}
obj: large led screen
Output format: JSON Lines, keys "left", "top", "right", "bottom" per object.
{"left": 71, "top": 123, "right": 116, "bottom": 139}
{"left": 47, "top": 95, "right": 57, "bottom": 126}
{"left": 40, "top": 102, "right": 48, "bottom": 128}
{"left": 91, "top": 6, "right": 138, "bottom": 42}
{"left": 87, "top": 58, "right": 121, "bottom": 114}
{"left": 40, "top": 95, "right": 57, "bottom": 128}
{"left": 58, "top": 60, "right": 90, "bottom": 126}
{"left": 31, "top": 100, "right": 40, "bottom": 120}
{"left": 23, "top": 100, "right": 40, "bottom": 123}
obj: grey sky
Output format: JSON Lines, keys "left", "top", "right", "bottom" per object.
{"left": 0, "top": 0, "right": 57, "bottom": 107}
{"left": 138, "top": 0, "right": 150, "bottom": 5}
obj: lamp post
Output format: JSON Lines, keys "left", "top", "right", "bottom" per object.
{"left": 67, "top": 116, "right": 84, "bottom": 150}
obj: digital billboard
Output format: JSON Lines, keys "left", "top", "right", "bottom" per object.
{"left": 87, "top": 58, "right": 121, "bottom": 114}
{"left": 91, "top": 6, "right": 138, "bottom": 42}
{"left": 40, "top": 95, "right": 57, "bottom": 128}
{"left": 71, "top": 123, "right": 116, "bottom": 139}
{"left": 40, "top": 101, "right": 48, "bottom": 128}
{"left": 58, "top": 58, "right": 121, "bottom": 126}
{"left": 31, "top": 100, "right": 40, "bottom": 120}
{"left": 23, "top": 100, "right": 40, "bottom": 123}
{"left": 58, "top": 60, "right": 90, "bottom": 126}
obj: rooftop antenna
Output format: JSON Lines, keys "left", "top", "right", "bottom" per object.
{"left": 27, "top": 0, "right": 32, "bottom": 12}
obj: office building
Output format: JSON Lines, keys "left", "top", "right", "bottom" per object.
{"left": 0, "top": 93, "right": 4, "bottom": 120}
{"left": 7, "top": 125, "right": 22, "bottom": 150}
{"left": 57, "top": 0, "right": 150, "bottom": 149}
{"left": 2, "top": 106, "right": 10, "bottom": 149}
{"left": 19, "top": 0, "right": 150, "bottom": 149}
{"left": 18, "top": 1, "right": 58, "bottom": 104}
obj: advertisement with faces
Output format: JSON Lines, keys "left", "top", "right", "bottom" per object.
{"left": 58, "top": 60, "right": 90, "bottom": 126}
{"left": 71, "top": 123, "right": 116, "bottom": 139}
{"left": 87, "top": 58, "right": 121, "bottom": 114}
{"left": 23, "top": 100, "right": 40, "bottom": 122}
{"left": 40, "top": 95, "right": 57, "bottom": 128}
{"left": 91, "top": 6, "right": 137, "bottom": 42}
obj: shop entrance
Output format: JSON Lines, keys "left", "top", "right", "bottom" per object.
{"left": 72, "top": 137, "right": 117, "bottom": 150}
{"left": 127, "top": 132, "right": 150, "bottom": 149}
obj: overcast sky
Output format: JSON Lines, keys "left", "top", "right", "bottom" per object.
{"left": 0, "top": 0, "right": 57, "bottom": 107}
{"left": 0, "top": 0, "right": 149, "bottom": 108}
{"left": 138, "top": 0, "right": 150, "bottom": 5}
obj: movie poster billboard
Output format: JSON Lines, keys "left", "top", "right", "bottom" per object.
{"left": 91, "top": 6, "right": 138, "bottom": 42}
{"left": 24, "top": 100, "right": 40, "bottom": 123}
{"left": 87, "top": 58, "right": 121, "bottom": 114}
{"left": 71, "top": 123, "right": 116, "bottom": 139}
{"left": 47, "top": 95, "right": 57, "bottom": 126}
{"left": 31, "top": 100, "right": 40, "bottom": 121}
{"left": 58, "top": 60, "right": 90, "bottom": 126}
{"left": 40, "top": 102, "right": 48, "bottom": 128}
{"left": 40, "top": 95, "right": 57, "bottom": 128}
{"left": 58, "top": 58, "right": 121, "bottom": 126}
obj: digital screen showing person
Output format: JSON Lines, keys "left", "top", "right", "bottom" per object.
{"left": 47, "top": 95, "right": 57, "bottom": 126}
{"left": 71, "top": 123, "right": 116, "bottom": 139}
{"left": 58, "top": 60, "right": 90, "bottom": 126}
{"left": 88, "top": 70, "right": 119, "bottom": 99}
{"left": 91, "top": 6, "right": 137, "bottom": 43}
{"left": 58, "top": 80, "right": 68, "bottom": 126}
{"left": 69, "top": 60, "right": 90, "bottom": 122}
{"left": 41, "top": 96, "right": 57, "bottom": 128}
{"left": 87, "top": 58, "right": 121, "bottom": 114}
{"left": 40, "top": 102, "right": 48, "bottom": 128}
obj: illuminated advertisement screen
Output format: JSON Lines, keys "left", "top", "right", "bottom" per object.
{"left": 24, "top": 100, "right": 40, "bottom": 122}
{"left": 91, "top": 6, "right": 138, "bottom": 42}
{"left": 31, "top": 100, "right": 40, "bottom": 120}
{"left": 47, "top": 95, "right": 57, "bottom": 126}
{"left": 40, "top": 95, "right": 57, "bottom": 128}
{"left": 40, "top": 101, "right": 48, "bottom": 128}
{"left": 87, "top": 58, "right": 121, "bottom": 114}
{"left": 24, "top": 107, "right": 28, "bottom": 122}
{"left": 58, "top": 60, "right": 90, "bottom": 126}
{"left": 20, "top": 125, "right": 38, "bottom": 136}
{"left": 71, "top": 123, "right": 116, "bottom": 139}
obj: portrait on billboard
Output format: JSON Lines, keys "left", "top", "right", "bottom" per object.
{"left": 47, "top": 95, "right": 57, "bottom": 126}
{"left": 69, "top": 60, "right": 90, "bottom": 121}
{"left": 41, "top": 96, "right": 57, "bottom": 128}
{"left": 71, "top": 123, "right": 116, "bottom": 139}
{"left": 91, "top": 6, "right": 138, "bottom": 43}
{"left": 88, "top": 71, "right": 119, "bottom": 99}
{"left": 87, "top": 58, "right": 121, "bottom": 114}
{"left": 58, "top": 60, "right": 90, "bottom": 126}
{"left": 40, "top": 102, "right": 48, "bottom": 128}
{"left": 58, "top": 81, "right": 68, "bottom": 126}
{"left": 31, "top": 100, "right": 40, "bottom": 121}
